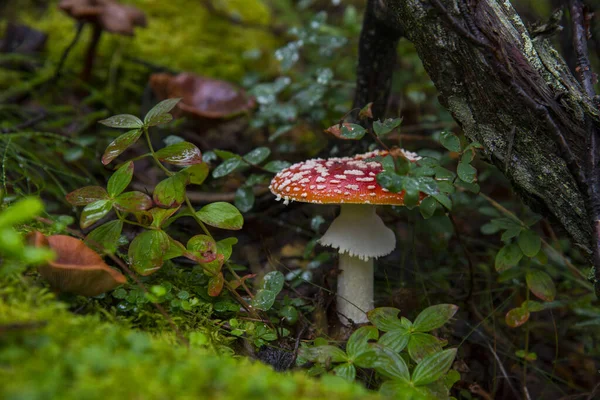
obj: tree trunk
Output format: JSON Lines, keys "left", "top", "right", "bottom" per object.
{"left": 355, "top": 0, "right": 600, "bottom": 261}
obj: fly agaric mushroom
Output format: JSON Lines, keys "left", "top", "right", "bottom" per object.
{"left": 29, "top": 231, "right": 126, "bottom": 296}
{"left": 149, "top": 72, "right": 256, "bottom": 120}
{"left": 269, "top": 150, "right": 421, "bottom": 325}
{"left": 59, "top": 0, "right": 147, "bottom": 81}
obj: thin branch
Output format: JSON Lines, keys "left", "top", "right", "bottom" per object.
{"left": 52, "top": 21, "right": 84, "bottom": 81}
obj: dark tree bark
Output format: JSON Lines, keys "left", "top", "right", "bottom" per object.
{"left": 353, "top": 0, "right": 403, "bottom": 120}
{"left": 354, "top": 0, "right": 600, "bottom": 292}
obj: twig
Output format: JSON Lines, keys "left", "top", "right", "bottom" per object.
{"left": 53, "top": 21, "right": 84, "bottom": 81}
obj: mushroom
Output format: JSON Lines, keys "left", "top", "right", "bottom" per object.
{"left": 269, "top": 150, "right": 421, "bottom": 325}
{"left": 149, "top": 72, "right": 256, "bottom": 120}
{"left": 29, "top": 231, "right": 127, "bottom": 297}
{"left": 58, "top": 0, "right": 147, "bottom": 81}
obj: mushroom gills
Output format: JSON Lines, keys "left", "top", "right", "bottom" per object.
{"left": 318, "top": 204, "right": 396, "bottom": 260}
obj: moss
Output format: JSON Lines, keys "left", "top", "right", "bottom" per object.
{"left": 0, "top": 278, "right": 378, "bottom": 400}
{"left": 16, "top": 0, "right": 280, "bottom": 82}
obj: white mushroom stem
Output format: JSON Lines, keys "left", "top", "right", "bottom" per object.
{"left": 318, "top": 204, "right": 396, "bottom": 325}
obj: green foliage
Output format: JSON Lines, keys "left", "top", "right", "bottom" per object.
{"left": 0, "top": 278, "right": 376, "bottom": 400}
{"left": 301, "top": 305, "right": 459, "bottom": 398}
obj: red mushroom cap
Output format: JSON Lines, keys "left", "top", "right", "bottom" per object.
{"left": 269, "top": 150, "right": 421, "bottom": 205}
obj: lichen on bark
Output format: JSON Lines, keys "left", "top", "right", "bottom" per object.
{"left": 379, "top": 0, "right": 598, "bottom": 254}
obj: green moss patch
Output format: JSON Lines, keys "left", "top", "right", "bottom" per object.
{"left": 0, "top": 278, "right": 377, "bottom": 400}
{"left": 17, "top": 0, "right": 279, "bottom": 81}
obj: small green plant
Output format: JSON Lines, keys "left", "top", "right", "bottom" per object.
{"left": 64, "top": 99, "right": 292, "bottom": 347}
{"left": 301, "top": 304, "right": 459, "bottom": 398}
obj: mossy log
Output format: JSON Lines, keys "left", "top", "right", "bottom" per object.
{"left": 357, "top": 0, "right": 600, "bottom": 256}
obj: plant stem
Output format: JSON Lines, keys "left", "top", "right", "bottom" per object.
{"left": 184, "top": 195, "right": 212, "bottom": 237}
{"left": 143, "top": 127, "right": 173, "bottom": 176}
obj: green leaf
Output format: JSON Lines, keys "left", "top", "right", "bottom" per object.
{"left": 153, "top": 173, "right": 188, "bottom": 208}
{"left": 113, "top": 191, "right": 153, "bottom": 212}
{"left": 461, "top": 150, "right": 475, "bottom": 164}
{"left": 501, "top": 227, "right": 522, "bottom": 241}
{"left": 66, "top": 186, "right": 108, "bottom": 206}
{"left": 372, "top": 346, "right": 410, "bottom": 381}
{"left": 99, "top": 114, "right": 143, "bottom": 129}
{"left": 518, "top": 229, "right": 542, "bottom": 258}
{"left": 346, "top": 326, "right": 379, "bottom": 359}
{"left": 352, "top": 349, "right": 382, "bottom": 369}
{"left": 144, "top": 98, "right": 181, "bottom": 126}
{"left": 155, "top": 142, "right": 203, "bottom": 166}
{"left": 184, "top": 163, "right": 210, "bottom": 185}
{"left": 455, "top": 179, "right": 480, "bottom": 193}
{"left": 252, "top": 271, "right": 284, "bottom": 311}
{"left": 395, "top": 156, "right": 411, "bottom": 175}
{"left": 107, "top": 161, "right": 133, "bottom": 197}
{"left": 404, "top": 189, "right": 420, "bottom": 209}
{"left": 481, "top": 223, "right": 500, "bottom": 235}
{"left": 149, "top": 207, "right": 180, "bottom": 228}
{"left": 419, "top": 196, "right": 437, "bottom": 219}
{"left": 333, "top": 363, "right": 356, "bottom": 381}
{"left": 434, "top": 166, "right": 456, "bottom": 181}
{"left": 436, "top": 181, "right": 455, "bottom": 194}
{"left": 411, "top": 177, "right": 438, "bottom": 195}
{"left": 80, "top": 199, "right": 113, "bottom": 229}
{"left": 164, "top": 237, "right": 185, "bottom": 260}
{"left": 378, "top": 329, "right": 410, "bottom": 353}
{"left": 367, "top": 307, "right": 404, "bottom": 331}
{"left": 495, "top": 243, "right": 523, "bottom": 272}
{"left": 128, "top": 230, "right": 170, "bottom": 275}
{"left": 102, "top": 129, "right": 142, "bottom": 165}
{"left": 432, "top": 194, "right": 452, "bottom": 210}
{"left": 380, "top": 380, "right": 435, "bottom": 399}
{"left": 263, "top": 160, "right": 291, "bottom": 173}
{"left": 407, "top": 333, "right": 444, "bottom": 363}
{"left": 186, "top": 234, "right": 217, "bottom": 262}
{"left": 439, "top": 131, "right": 461, "bottom": 152}
{"left": 373, "top": 118, "right": 402, "bottom": 137}
{"left": 216, "top": 237, "right": 238, "bottom": 262}
{"left": 0, "top": 197, "right": 44, "bottom": 228}
{"left": 208, "top": 272, "right": 225, "bottom": 296}
{"left": 505, "top": 306, "right": 530, "bottom": 328}
{"left": 302, "top": 345, "right": 347, "bottom": 363}
{"left": 526, "top": 270, "right": 556, "bottom": 301}
{"left": 84, "top": 220, "right": 123, "bottom": 254}
{"left": 413, "top": 304, "right": 459, "bottom": 332}
{"left": 262, "top": 271, "right": 284, "bottom": 292}
{"left": 376, "top": 171, "right": 403, "bottom": 193}
{"left": 457, "top": 162, "right": 476, "bottom": 183}
{"left": 243, "top": 147, "right": 271, "bottom": 165}
{"left": 340, "top": 123, "right": 367, "bottom": 140}
{"left": 252, "top": 289, "right": 278, "bottom": 311}
{"left": 196, "top": 202, "right": 243, "bottom": 230}
{"left": 235, "top": 186, "right": 255, "bottom": 213}
{"left": 212, "top": 157, "right": 242, "bottom": 178}
{"left": 411, "top": 348, "right": 457, "bottom": 386}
